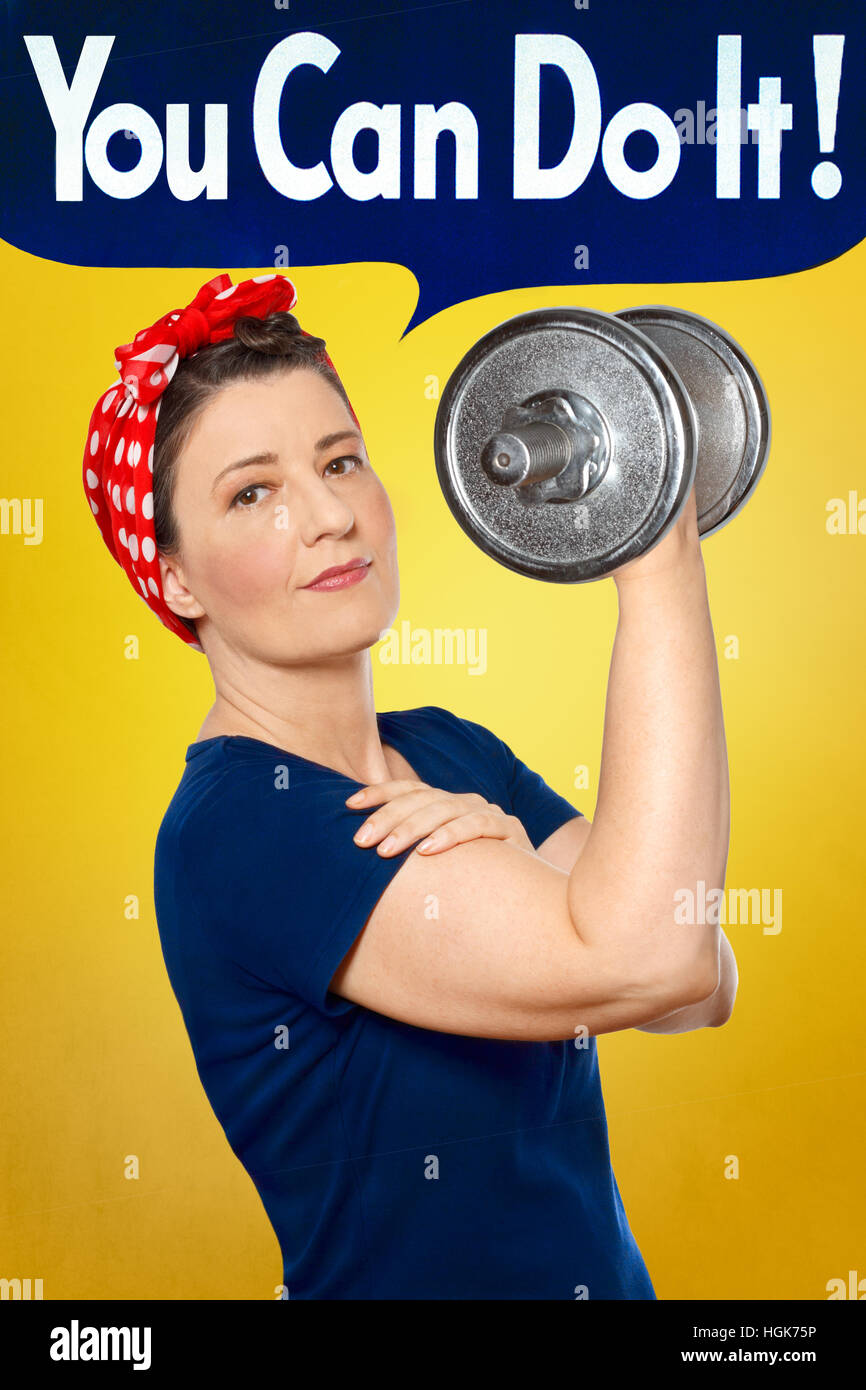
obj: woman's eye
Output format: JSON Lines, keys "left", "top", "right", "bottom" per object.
{"left": 230, "top": 457, "right": 362, "bottom": 507}
{"left": 324, "top": 454, "right": 363, "bottom": 476}
{"left": 230, "top": 483, "right": 269, "bottom": 509}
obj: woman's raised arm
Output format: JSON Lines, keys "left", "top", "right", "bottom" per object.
{"left": 330, "top": 485, "right": 729, "bottom": 1042}
{"left": 564, "top": 486, "right": 729, "bottom": 1005}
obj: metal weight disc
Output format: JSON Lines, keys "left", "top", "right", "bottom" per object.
{"left": 434, "top": 307, "right": 697, "bottom": 582}
{"left": 616, "top": 306, "right": 771, "bottom": 537}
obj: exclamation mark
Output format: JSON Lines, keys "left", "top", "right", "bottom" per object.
{"left": 811, "top": 35, "right": 844, "bottom": 198}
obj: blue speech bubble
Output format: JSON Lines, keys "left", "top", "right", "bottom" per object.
{"left": 1, "top": 0, "right": 863, "bottom": 334}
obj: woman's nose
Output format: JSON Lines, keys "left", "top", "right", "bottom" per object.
{"left": 293, "top": 472, "right": 355, "bottom": 545}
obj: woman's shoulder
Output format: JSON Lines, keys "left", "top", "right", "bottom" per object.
{"left": 154, "top": 735, "right": 338, "bottom": 863}
{"left": 405, "top": 703, "right": 504, "bottom": 754}
{"left": 391, "top": 703, "right": 496, "bottom": 740}
{"left": 154, "top": 707, "right": 504, "bottom": 862}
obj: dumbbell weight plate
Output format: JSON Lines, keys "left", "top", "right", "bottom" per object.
{"left": 616, "top": 306, "right": 770, "bottom": 537}
{"left": 434, "top": 307, "right": 697, "bottom": 582}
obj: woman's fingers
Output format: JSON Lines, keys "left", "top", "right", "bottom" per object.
{"left": 415, "top": 811, "right": 517, "bottom": 854}
{"left": 347, "top": 786, "right": 492, "bottom": 855}
{"left": 345, "top": 779, "right": 427, "bottom": 807}
{"left": 356, "top": 798, "right": 488, "bottom": 853}
{"left": 347, "top": 781, "right": 441, "bottom": 849}
{"left": 370, "top": 806, "right": 510, "bottom": 856}
{"left": 343, "top": 781, "right": 532, "bottom": 858}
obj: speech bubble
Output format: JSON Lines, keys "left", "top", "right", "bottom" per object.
{"left": 2, "top": 0, "right": 863, "bottom": 335}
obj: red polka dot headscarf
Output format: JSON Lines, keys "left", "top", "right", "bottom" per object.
{"left": 82, "top": 271, "right": 354, "bottom": 652}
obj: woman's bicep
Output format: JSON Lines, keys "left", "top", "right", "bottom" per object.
{"left": 327, "top": 835, "right": 688, "bottom": 1042}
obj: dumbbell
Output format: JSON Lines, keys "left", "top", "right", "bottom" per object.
{"left": 433, "top": 305, "right": 770, "bottom": 581}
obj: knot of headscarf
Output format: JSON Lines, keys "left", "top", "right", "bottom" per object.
{"left": 113, "top": 273, "right": 299, "bottom": 408}
{"left": 82, "top": 271, "right": 349, "bottom": 652}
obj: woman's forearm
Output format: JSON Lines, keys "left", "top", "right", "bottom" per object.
{"left": 566, "top": 540, "right": 730, "bottom": 1007}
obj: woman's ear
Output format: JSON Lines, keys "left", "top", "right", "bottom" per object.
{"left": 158, "top": 551, "right": 206, "bottom": 624}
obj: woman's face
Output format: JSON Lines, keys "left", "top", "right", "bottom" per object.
{"left": 159, "top": 367, "right": 399, "bottom": 662}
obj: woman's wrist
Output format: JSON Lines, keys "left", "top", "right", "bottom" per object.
{"left": 612, "top": 539, "right": 707, "bottom": 610}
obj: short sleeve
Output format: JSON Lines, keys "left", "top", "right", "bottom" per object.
{"left": 174, "top": 760, "right": 418, "bottom": 1017}
{"left": 434, "top": 708, "right": 584, "bottom": 851}
{"left": 503, "top": 742, "right": 584, "bottom": 848}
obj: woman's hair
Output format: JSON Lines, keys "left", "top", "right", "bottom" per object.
{"left": 152, "top": 311, "right": 354, "bottom": 640}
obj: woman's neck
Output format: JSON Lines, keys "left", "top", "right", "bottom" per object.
{"left": 195, "top": 675, "right": 394, "bottom": 784}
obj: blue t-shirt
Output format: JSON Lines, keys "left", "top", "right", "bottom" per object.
{"left": 153, "top": 703, "right": 656, "bottom": 1300}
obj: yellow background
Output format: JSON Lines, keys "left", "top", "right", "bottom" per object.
{"left": 1, "top": 235, "right": 863, "bottom": 1300}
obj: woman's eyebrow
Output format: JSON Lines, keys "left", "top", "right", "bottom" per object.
{"left": 211, "top": 451, "right": 279, "bottom": 495}
{"left": 210, "top": 431, "right": 363, "bottom": 495}
{"left": 315, "top": 429, "right": 363, "bottom": 452}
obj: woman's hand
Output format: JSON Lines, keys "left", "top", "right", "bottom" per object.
{"left": 345, "top": 780, "right": 534, "bottom": 856}
{"left": 611, "top": 476, "right": 702, "bottom": 586}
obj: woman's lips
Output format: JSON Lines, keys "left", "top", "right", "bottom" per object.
{"left": 302, "top": 561, "right": 371, "bottom": 591}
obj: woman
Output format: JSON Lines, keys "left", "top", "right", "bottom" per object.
{"left": 83, "top": 272, "right": 737, "bottom": 1300}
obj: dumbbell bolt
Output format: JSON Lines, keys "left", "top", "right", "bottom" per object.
{"left": 482, "top": 422, "right": 574, "bottom": 485}
{"left": 480, "top": 391, "right": 609, "bottom": 504}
